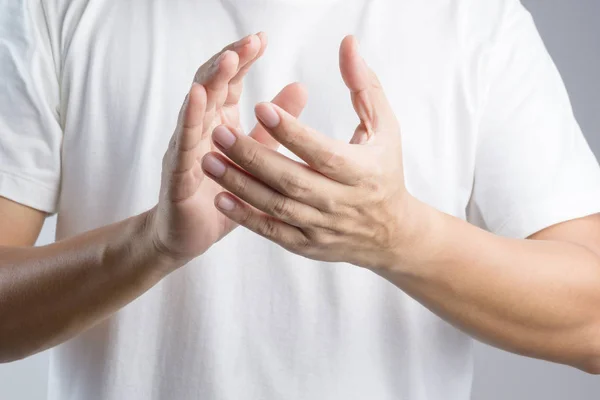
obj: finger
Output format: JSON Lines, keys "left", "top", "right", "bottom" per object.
{"left": 210, "top": 125, "right": 342, "bottom": 210}
{"left": 193, "top": 34, "right": 258, "bottom": 87}
{"left": 166, "top": 83, "right": 208, "bottom": 202}
{"left": 213, "top": 192, "right": 308, "bottom": 252}
{"left": 193, "top": 50, "right": 239, "bottom": 137}
{"left": 175, "top": 83, "right": 208, "bottom": 172}
{"left": 225, "top": 33, "right": 266, "bottom": 105}
{"left": 230, "top": 32, "right": 267, "bottom": 85}
{"left": 201, "top": 152, "right": 325, "bottom": 227}
{"left": 339, "top": 35, "right": 396, "bottom": 143}
{"left": 248, "top": 82, "right": 308, "bottom": 150}
{"left": 193, "top": 34, "right": 262, "bottom": 105}
{"left": 192, "top": 34, "right": 260, "bottom": 128}
{"left": 254, "top": 103, "right": 358, "bottom": 183}
{"left": 202, "top": 50, "right": 240, "bottom": 109}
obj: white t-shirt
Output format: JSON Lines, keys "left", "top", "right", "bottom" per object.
{"left": 2, "top": 0, "right": 600, "bottom": 399}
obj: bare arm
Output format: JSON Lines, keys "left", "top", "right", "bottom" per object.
{"left": 196, "top": 36, "right": 600, "bottom": 374}
{"left": 0, "top": 201, "right": 173, "bottom": 362}
{"left": 0, "top": 197, "right": 45, "bottom": 247}
{"left": 377, "top": 207, "right": 600, "bottom": 374}
{"left": 0, "top": 33, "right": 306, "bottom": 363}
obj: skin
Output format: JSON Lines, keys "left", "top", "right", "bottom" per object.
{"left": 0, "top": 33, "right": 308, "bottom": 363}
{"left": 1, "top": 33, "right": 598, "bottom": 377}
{"left": 200, "top": 35, "right": 600, "bottom": 374}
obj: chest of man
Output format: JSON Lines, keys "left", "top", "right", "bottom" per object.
{"left": 54, "top": 0, "right": 478, "bottom": 233}
{"left": 45, "top": 3, "right": 482, "bottom": 400}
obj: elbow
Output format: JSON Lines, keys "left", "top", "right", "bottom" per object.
{"left": 0, "top": 345, "right": 31, "bottom": 364}
{"left": 580, "top": 359, "right": 600, "bottom": 375}
{"left": 0, "top": 351, "right": 26, "bottom": 365}
{"left": 0, "top": 334, "right": 36, "bottom": 364}
{"left": 580, "top": 355, "right": 600, "bottom": 375}
{"left": 577, "top": 327, "right": 600, "bottom": 375}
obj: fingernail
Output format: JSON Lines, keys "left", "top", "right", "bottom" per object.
{"left": 233, "top": 35, "right": 251, "bottom": 49}
{"left": 217, "top": 195, "right": 236, "bottom": 211}
{"left": 213, "top": 126, "right": 237, "bottom": 149}
{"left": 202, "top": 155, "right": 226, "bottom": 177}
{"left": 212, "top": 52, "right": 225, "bottom": 68}
{"left": 255, "top": 31, "right": 266, "bottom": 42}
{"left": 256, "top": 103, "right": 280, "bottom": 128}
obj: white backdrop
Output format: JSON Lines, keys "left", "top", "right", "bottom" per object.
{"left": 1, "top": 0, "right": 600, "bottom": 398}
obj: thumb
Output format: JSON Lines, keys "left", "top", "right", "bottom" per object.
{"left": 339, "top": 35, "right": 396, "bottom": 144}
{"left": 248, "top": 82, "right": 308, "bottom": 149}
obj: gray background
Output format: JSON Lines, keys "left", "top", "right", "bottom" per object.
{"left": 0, "top": 0, "right": 599, "bottom": 398}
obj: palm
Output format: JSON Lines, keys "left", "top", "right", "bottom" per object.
{"left": 154, "top": 33, "right": 307, "bottom": 260}
{"left": 182, "top": 104, "right": 243, "bottom": 248}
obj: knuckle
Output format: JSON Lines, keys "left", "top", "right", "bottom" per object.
{"left": 324, "top": 207, "right": 346, "bottom": 230}
{"left": 277, "top": 172, "right": 309, "bottom": 199}
{"left": 230, "top": 173, "right": 249, "bottom": 195}
{"left": 268, "top": 195, "right": 295, "bottom": 220}
{"left": 314, "top": 229, "right": 336, "bottom": 248}
{"left": 316, "top": 209, "right": 336, "bottom": 231}
{"left": 241, "top": 145, "right": 262, "bottom": 170}
{"left": 319, "top": 149, "right": 346, "bottom": 171}
{"left": 289, "top": 232, "right": 312, "bottom": 252}
{"left": 240, "top": 207, "right": 254, "bottom": 226}
{"left": 318, "top": 195, "right": 337, "bottom": 213}
{"left": 285, "top": 125, "right": 304, "bottom": 147}
{"left": 303, "top": 227, "right": 323, "bottom": 246}
{"left": 259, "top": 217, "right": 279, "bottom": 239}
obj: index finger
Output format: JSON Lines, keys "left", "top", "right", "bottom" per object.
{"left": 254, "top": 102, "right": 356, "bottom": 183}
{"left": 248, "top": 82, "right": 307, "bottom": 150}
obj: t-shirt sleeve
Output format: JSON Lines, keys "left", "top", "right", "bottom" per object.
{"left": 468, "top": 0, "right": 600, "bottom": 239}
{"left": 0, "top": 1, "right": 62, "bottom": 214}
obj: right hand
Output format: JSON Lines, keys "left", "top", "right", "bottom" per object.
{"left": 148, "top": 33, "right": 308, "bottom": 263}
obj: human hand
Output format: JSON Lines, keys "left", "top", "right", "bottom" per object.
{"left": 147, "top": 33, "right": 308, "bottom": 263}
{"left": 201, "top": 36, "right": 426, "bottom": 270}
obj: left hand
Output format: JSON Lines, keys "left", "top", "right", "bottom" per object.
{"left": 201, "top": 35, "right": 421, "bottom": 270}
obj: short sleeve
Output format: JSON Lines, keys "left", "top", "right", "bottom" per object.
{"left": 0, "top": 1, "right": 62, "bottom": 213}
{"left": 468, "top": 0, "right": 600, "bottom": 239}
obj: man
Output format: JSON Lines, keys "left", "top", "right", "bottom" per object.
{"left": 1, "top": 0, "right": 599, "bottom": 399}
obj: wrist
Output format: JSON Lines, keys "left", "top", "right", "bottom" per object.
{"left": 140, "top": 207, "right": 190, "bottom": 273}
{"left": 378, "top": 194, "right": 448, "bottom": 275}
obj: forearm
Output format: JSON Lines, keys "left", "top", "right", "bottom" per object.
{"left": 377, "top": 198, "right": 600, "bottom": 373}
{"left": 0, "top": 207, "right": 181, "bottom": 363}
{"left": 0, "top": 33, "right": 276, "bottom": 364}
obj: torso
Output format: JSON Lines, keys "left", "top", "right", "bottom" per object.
{"left": 46, "top": 0, "right": 493, "bottom": 398}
